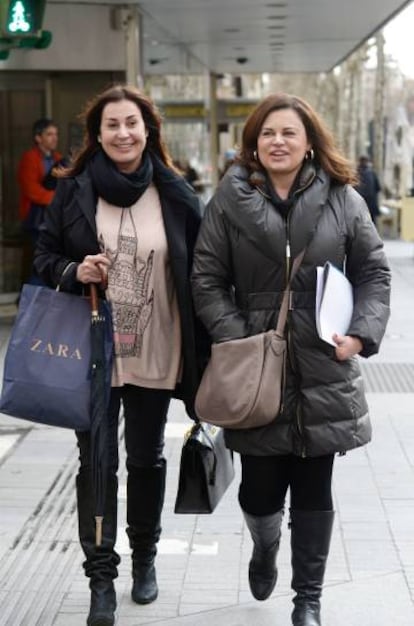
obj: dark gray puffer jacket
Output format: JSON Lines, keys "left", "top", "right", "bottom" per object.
{"left": 191, "top": 164, "right": 391, "bottom": 457}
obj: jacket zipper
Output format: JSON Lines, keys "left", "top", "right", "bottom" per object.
{"left": 280, "top": 218, "right": 290, "bottom": 418}
{"left": 285, "top": 203, "right": 306, "bottom": 457}
{"left": 297, "top": 402, "right": 306, "bottom": 457}
{"left": 258, "top": 170, "right": 316, "bottom": 454}
{"left": 285, "top": 217, "right": 291, "bottom": 280}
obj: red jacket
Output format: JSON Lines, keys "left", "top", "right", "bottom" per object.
{"left": 18, "top": 146, "right": 62, "bottom": 221}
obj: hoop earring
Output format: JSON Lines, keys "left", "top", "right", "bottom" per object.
{"left": 253, "top": 150, "right": 258, "bottom": 161}
{"left": 305, "top": 148, "right": 314, "bottom": 161}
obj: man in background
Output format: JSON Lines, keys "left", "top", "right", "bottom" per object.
{"left": 17, "top": 118, "right": 64, "bottom": 285}
{"left": 355, "top": 155, "right": 381, "bottom": 226}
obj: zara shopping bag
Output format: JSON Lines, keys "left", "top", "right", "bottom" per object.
{"left": 174, "top": 422, "right": 235, "bottom": 514}
{"left": 0, "top": 284, "right": 113, "bottom": 431}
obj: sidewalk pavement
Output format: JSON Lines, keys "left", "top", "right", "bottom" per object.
{"left": 0, "top": 240, "right": 413, "bottom": 626}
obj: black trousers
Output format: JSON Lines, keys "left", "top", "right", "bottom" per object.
{"left": 76, "top": 385, "right": 171, "bottom": 473}
{"left": 239, "top": 454, "right": 335, "bottom": 516}
{"left": 75, "top": 385, "right": 171, "bottom": 580}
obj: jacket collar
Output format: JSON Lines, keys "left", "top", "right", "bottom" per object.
{"left": 218, "top": 163, "right": 330, "bottom": 262}
{"left": 73, "top": 169, "right": 99, "bottom": 235}
{"left": 250, "top": 159, "right": 317, "bottom": 201}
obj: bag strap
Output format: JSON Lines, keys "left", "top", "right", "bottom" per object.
{"left": 275, "top": 248, "right": 306, "bottom": 336}
{"left": 187, "top": 422, "right": 218, "bottom": 485}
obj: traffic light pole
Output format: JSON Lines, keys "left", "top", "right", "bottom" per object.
{"left": 209, "top": 72, "right": 219, "bottom": 189}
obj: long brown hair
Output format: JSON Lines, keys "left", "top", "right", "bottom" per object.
{"left": 59, "top": 84, "right": 176, "bottom": 177}
{"left": 238, "top": 92, "right": 357, "bottom": 185}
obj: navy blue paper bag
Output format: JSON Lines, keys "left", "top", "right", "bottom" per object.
{"left": 0, "top": 284, "right": 113, "bottom": 431}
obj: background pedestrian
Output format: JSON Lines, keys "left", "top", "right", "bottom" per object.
{"left": 355, "top": 154, "right": 382, "bottom": 225}
{"left": 17, "top": 118, "right": 64, "bottom": 286}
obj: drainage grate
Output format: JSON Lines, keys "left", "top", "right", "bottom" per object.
{"left": 0, "top": 443, "right": 80, "bottom": 626}
{"left": 0, "top": 420, "right": 125, "bottom": 626}
{"left": 359, "top": 362, "right": 414, "bottom": 393}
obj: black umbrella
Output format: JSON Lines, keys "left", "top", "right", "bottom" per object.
{"left": 89, "top": 282, "right": 112, "bottom": 546}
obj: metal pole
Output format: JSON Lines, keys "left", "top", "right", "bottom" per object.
{"left": 209, "top": 72, "right": 219, "bottom": 189}
{"left": 125, "top": 5, "right": 143, "bottom": 89}
{"left": 45, "top": 77, "right": 53, "bottom": 118}
{"left": 374, "top": 31, "right": 385, "bottom": 178}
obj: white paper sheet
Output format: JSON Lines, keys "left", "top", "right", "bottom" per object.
{"left": 315, "top": 262, "right": 354, "bottom": 346}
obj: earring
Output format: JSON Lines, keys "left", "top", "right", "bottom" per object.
{"left": 97, "top": 136, "right": 101, "bottom": 143}
{"left": 305, "top": 148, "right": 314, "bottom": 161}
{"left": 253, "top": 150, "right": 258, "bottom": 160}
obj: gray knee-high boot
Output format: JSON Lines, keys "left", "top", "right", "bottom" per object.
{"left": 243, "top": 509, "right": 284, "bottom": 601}
{"left": 290, "top": 510, "right": 334, "bottom": 626}
{"left": 126, "top": 460, "right": 166, "bottom": 605}
{"left": 76, "top": 470, "right": 120, "bottom": 626}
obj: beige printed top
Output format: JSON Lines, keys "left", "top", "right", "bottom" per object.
{"left": 96, "top": 184, "right": 182, "bottom": 389}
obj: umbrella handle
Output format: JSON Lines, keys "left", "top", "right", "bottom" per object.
{"left": 97, "top": 263, "right": 108, "bottom": 290}
{"left": 89, "top": 265, "right": 108, "bottom": 315}
{"left": 90, "top": 283, "right": 99, "bottom": 315}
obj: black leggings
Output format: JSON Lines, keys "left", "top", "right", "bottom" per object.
{"left": 239, "top": 454, "right": 335, "bottom": 516}
{"left": 76, "top": 385, "right": 171, "bottom": 473}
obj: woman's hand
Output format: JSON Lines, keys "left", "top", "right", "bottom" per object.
{"left": 332, "top": 333, "right": 363, "bottom": 361}
{"left": 76, "top": 253, "right": 110, "bottom": 285}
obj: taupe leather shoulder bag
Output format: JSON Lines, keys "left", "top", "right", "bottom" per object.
{"left": 195, "top": 250, "right": 305, "bottom": 430}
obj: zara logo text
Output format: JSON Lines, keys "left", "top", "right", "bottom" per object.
{"left": 30, "top": 338, "right": 82, "bottom": 360}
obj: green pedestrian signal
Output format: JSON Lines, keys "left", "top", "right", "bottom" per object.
{"left": 0, "top": 0, "right": 46, "bottom": 38}
{"left": 0, "top": 0, "right": 51, "bottom": 55}
{"left": 8, "top": 1, "right": 32, "bottom": 33}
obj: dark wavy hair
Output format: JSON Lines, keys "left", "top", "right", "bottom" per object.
{"left": 238, "top": 92, "right": 357, "bottom": 185}
{"left": 32, "top": 118, "right": 57, "bottom": 138}
{"left": 60, "top": 84, "right": 176, "bottom": 177}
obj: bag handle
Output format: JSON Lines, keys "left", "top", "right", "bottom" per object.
{"left": 275, "top": 248, "right": 306, "bottom": 336}
{"left": 56, "top": 261, "right": 77, "bottom": 291}
{"left": 187, "top": 422, "right": 218, "bottom": 486}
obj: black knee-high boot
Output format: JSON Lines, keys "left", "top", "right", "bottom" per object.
{"left": 243, "top": 509, "right": 284, "bottom": 601}
{"left": 290, "top": 510, "right": 334, "bottom": 626}
{"left": 76, "top": 470, "right": 121, "bottom": 626}
{"left": 126, "top": 459, "right": 166, "bottom": 605}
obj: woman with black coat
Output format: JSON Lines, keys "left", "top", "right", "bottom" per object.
{"left": 191, "top": 93, "right": 391, "bottom": 626}
{"left": 35, "top": 84, "right": 208, "bottom": 626}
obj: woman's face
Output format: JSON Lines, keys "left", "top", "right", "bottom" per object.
{"left": 256, "top": 107, "right": 310, "bottom": 183}
{"left": 99, "top": 99, "right": 148, "bottom": 172}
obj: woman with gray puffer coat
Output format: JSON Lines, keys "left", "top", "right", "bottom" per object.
{"left": 191, "top": 93, "right": 391, "bottom": 626}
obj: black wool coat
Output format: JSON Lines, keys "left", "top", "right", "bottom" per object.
{"left": 191, "top": 164, "right": 391, "bottom": 457}
{"left": 34, "top": 168, "right": 209, "bottom": 419}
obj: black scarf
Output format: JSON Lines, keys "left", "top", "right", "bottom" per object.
{"left": 88, "top": 149, "right": 153, "bottom": 207}
{"left": 265, "top": 161, "right": 317, "bottom": 219}
{"left": 266, "top": 183, "right": 295, "bottom": 218}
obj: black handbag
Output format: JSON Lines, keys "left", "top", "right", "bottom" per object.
{"left": 174, "top": 422, "right": 235, "bottom": 514}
